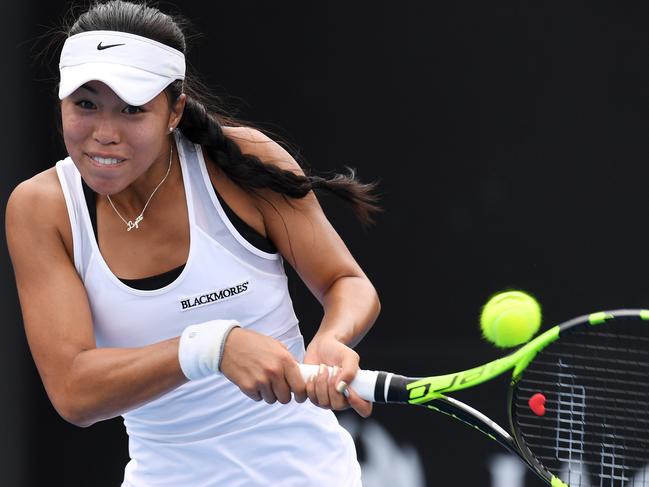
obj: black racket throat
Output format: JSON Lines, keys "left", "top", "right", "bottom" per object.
{"left": 374, "top": 371, "right": 555, "bottom": 482}
{"left": 372, "top": 372, "right": 412, "bottom": 403}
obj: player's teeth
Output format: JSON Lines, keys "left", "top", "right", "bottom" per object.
{"left": 91, "top": 156, "right": 122, "bottom": 165}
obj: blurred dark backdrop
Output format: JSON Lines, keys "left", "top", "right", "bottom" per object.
{"left": 3, "top": 1, "right": 649, "bottom": 486}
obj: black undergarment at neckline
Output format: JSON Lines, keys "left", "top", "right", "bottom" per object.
{"left": 80, "top": 178, "right": 276, "bottom": 291}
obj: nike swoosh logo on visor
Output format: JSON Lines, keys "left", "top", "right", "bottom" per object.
{"left": 97, "top": 42, "right": 126, "bottom": 50}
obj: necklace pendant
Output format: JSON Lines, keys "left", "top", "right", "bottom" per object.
{"left": 126, "top": 215, "right": 143, "bottom": 231}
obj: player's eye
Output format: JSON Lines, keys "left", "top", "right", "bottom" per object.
{"left": 123, "top": 105, "right": 144, "bottom": 115}
{"left": 75, "top": 99, "right": 96, "bottom": 110}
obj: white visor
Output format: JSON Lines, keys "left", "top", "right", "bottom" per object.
{"left": 59, "top": 30, "right": 185, "bottom": 106}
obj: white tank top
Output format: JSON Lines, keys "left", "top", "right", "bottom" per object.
{"left": 55, "top": 131, "right": 361, "bottom": 487}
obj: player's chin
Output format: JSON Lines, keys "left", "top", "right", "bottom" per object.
{"left": 81, "top": 155, "right": 132, "bottom": 194}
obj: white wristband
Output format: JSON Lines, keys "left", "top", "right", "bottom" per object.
{"left": 178, "top": 320, "right": 240, "bottom": 380}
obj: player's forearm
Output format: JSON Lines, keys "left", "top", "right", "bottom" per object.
{"left": 317, "top": 275, "right": 380, "bottom": 347}
{"left": 61, "top": 338, "right": 187, "bottom": 427}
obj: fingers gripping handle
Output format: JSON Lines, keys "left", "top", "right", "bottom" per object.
{"left": 297, "top": 364, "right": 380, "bottom": 402}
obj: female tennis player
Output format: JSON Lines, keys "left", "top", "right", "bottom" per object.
{"left": 6, "top": 1, "right": 381, "bottom": 485}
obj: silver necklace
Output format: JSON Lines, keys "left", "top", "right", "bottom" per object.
{"left": 106, "top": 145, "right": 173, "bottom": 231}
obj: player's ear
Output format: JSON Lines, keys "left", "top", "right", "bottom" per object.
{"left": 169, "top": 93, "right": 186, "bottom": 129}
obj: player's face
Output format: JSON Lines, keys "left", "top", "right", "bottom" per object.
{"left": 60, "top": 80, "right": 175, "bottom": 195}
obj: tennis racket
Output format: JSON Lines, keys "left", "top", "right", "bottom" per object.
{"left": 299, "top": 309, "right": 649, "bottom": 486}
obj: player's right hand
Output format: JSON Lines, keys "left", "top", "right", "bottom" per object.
{"left": 220, "top": 328, "right": 307, "bottom": 404}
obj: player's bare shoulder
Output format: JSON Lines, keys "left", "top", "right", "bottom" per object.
{"left": 6, "top": 167, "right": 73, "bottom": 259}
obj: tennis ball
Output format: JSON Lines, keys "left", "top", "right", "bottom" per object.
{"left": 480, "top": 291, "right": 541, "bottom": 348}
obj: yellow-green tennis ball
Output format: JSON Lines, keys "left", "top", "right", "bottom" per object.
{"left": 480, "top": 291, "right": 541, "bottom": 348}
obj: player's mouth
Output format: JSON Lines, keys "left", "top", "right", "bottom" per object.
{"left": 86, "top": 153, "right": 127, "bottom": 166}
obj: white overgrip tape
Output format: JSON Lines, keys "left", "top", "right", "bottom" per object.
{"left": 178, "top": 319, "right": 240, "bottom": 380}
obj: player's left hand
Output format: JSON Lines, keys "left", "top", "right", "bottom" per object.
{"left": 304, "top": 334, "right": 372, "bottom": 418}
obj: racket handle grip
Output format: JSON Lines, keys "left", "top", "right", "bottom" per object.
{"left": 297, "top": 363, "right": 379, "bottom": 402}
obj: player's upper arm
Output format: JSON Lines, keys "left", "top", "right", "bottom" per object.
{"left": 228, "top": 127, "right": 368, "bottom": 302}
{"left": 6, "top": 174, "right": 96, "bottom": 422}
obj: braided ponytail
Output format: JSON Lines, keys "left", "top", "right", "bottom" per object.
{"left": 170, "top": 82, "right": 381, "bottom": 225}
{"left": 64, "top": 1, "right": 381, "bottom": 224}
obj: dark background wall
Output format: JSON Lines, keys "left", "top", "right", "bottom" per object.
{"left": 3, "top": 1, "right": 649, "bottom": 486}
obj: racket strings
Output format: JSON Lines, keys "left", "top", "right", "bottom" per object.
{"left": 519, "top": 384, "right": 649, "bottom": 411}
{"left": 512, "top": 317, "right": 649, "bottom": 486}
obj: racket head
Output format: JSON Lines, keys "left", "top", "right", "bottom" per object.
{"left": 509, "top": 309, "right": 649, "bottom": 487}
